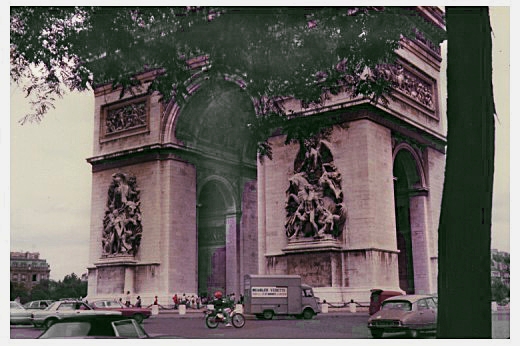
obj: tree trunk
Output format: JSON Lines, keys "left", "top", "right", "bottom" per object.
{"left": 437, "top": 7, "right": 495, "bottom": 338}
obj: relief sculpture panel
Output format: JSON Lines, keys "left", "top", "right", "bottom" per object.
{"left": 373, "top": 63, "right": 435, "bottom": 110}
{"left": 101, "top": 172, "right": 143, "bottom": 257}
{"left": 285, "top": 129, "right": 347, "bottom": 240}
{"left": 100, "top": 96, "right": 150, "bottom": 142}
{"left": 105, "top": 101, "right": 147, "bottom": 134}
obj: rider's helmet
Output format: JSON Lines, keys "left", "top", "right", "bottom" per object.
{"left": 214, "top": 290, "right": 223, "bottom": 299}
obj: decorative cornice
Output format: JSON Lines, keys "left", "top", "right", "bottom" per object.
{"left": 87, "top": 143, "right": 257, "bottom": 174}
{"left": 267, "top": 247, "right": 401, "bottom": 256}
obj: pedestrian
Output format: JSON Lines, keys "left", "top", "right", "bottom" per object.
{"left": 125, "top": 291, "right": 131, "bottom": 307}
{"left": 173, "top": 294, "right": 179, "bottom": 309}
{"left": 153, "top": 296, "right": 158, "bottom": 305}
{"left": 135, "top": 296, "right": 142, "bottom": 308}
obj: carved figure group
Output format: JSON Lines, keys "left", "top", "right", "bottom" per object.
{"left": 101, "top": 172, "right": 143, "bottom": 256}
{"left": 106, "top": 102, "right": 147, "bottom": 134}
{"left": 285, "top": 131, "right": 347, "bottom": 240}
{"left": 373, "top": 64, "right": 434, "bottom": 108}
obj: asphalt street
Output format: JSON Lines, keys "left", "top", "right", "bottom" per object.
{"left": 10, "top": 310, "right": 510, "bottom": 339}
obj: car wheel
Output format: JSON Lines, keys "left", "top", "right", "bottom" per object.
{"left": 302, "top": 308, "right": 314, "bottom": 320}
{"left": 133, "top": 313, "right": 144, "bottom": 324}
{"left": 371, "top": 329, "right": 384, "bottom": 338}
{"left": 407, "top": 329, "right": 419, "bottom": 338}
{"left": 44, "top": 318, "right": 57, "bottom": 329}
{"left": 263, "top": 310, "right": 274, "bottom": 320}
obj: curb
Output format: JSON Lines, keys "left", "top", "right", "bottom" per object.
{"left": 150, "top": 309, "right": 369, "bottom": 319}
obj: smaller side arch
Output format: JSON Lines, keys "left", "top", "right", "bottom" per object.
{"left": 197, "top": 175, "right": 237, "bottom": 214}
{"left": 392, "top": 142, "right": 428, "bottom": 191}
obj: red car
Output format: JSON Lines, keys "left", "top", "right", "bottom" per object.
{"left": 89, "top": 300, "right": 152, "bottom": 323}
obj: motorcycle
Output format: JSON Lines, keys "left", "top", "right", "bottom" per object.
{"left": 204, "top": 306, "right": 246, "bottom": 328}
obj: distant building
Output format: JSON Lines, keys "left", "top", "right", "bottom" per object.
{"left": 491, "top": 249, "right": 510, "bottom": 286}
{"left": 10, "top": 251, "right": 51, "bottom": 290}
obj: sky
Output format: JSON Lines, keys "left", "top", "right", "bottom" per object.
{"left": 4, "top": 5, "right": 511, "bottom": 282}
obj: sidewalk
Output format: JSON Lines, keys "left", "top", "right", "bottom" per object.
{"left": 151, "top": 304, "right": 369, "bottom": 318}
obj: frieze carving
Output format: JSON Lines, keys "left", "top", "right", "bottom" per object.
{"left": 373, "top": 63, "right": 434, "bottom": 109}
{"left": 414, "top": 29, "right": 441, "bottom": 55}
{"left": 105, "top": 101, "right": 147, "bottom": 134}
{"left": 101, "top": 172, "right": 142, "bottom": 257}
{"left": 285, "top": 129, "right": 347, "bottom": 240}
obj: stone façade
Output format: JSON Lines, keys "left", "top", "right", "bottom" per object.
{"left": 86, "top": 7, "right": 446, "bottom": 305}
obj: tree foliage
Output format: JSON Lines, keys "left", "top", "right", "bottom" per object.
{"left": 10, "top": 6, "right": 444, "bottom": 151}
{"left": 10, "top": 273, "right": 87, "bottom": 303}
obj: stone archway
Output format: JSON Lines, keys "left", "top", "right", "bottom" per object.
{"left": 170, "top": 78, "right": 258, "bottom": 297}
{"left": 173, "top": 78, "right": 257, "bottom": 162}
{"left": 393, "top": 144, "right": 428, "bottom": 294}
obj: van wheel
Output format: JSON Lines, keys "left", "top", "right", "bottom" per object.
{"left": 302, "top": 308, "right": 314, "bottom": 320}
{"left": 263, "top": 310, "right": 274, "bottom": 320}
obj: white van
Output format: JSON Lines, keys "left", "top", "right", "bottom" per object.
{"left": 243, "top": 274, "right": 321, "bottom": 319}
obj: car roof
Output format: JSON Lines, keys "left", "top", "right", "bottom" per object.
{"left": 384, "top": 294, "right": 435, "bottom": 303}
{"left": 49, "top": 314, "right": 131, "bottom": 323}
{"left": 91, "top": 299, "right": 119, "bottom": 302}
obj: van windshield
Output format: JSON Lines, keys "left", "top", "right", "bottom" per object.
{"left": 302, "top": 288, "right": 314, "bottom": 297}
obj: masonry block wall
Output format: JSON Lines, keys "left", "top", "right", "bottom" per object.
{"left": 425, "top": 147, "right": 446, "bottom": 293}
{"left": 240, "top": 179, "right": 259, "bottom": 291}
{"left": 92, "top": 72, "right": 164, "bottom": 158}
{"left": 87, "top": 156, "right": 197, "bottom": 299}
{"left": 164, "top": 158, "right": 198, "bottom": 295}
{"left": 332, "top": 119, "right": 397, "bottom": 251}
{"left": 332, "top": 119, "right": 400, "bottom": 292}
{"left": 259, "top": 116, "right": 401, "bottom": 296}
{"left": 261, "top": 135, "right": 299, "bottom": 258}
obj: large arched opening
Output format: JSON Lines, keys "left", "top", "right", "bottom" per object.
{"left": 393, "top": 144, "right": 427, "bottom": 294}
{"left": 173, "top": 78, "right": 257, "bottom": 296}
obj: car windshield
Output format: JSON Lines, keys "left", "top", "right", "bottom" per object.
{"left": 11, "top": 302, "right": 23, "bottom": 309}
{"left": 46, "top": 302, "right": 60, "bottom": 310}
{"left": 108, "top": 301, "right": 125, "bottom": 308}
{"left": 381, "top": 300, "right": 412, "bottom": 311}
{"left": 39, "top": 322, "right": 91, "bottom": 338}
{"left": 113, "top": 320, "right": 148, "bottom": 338}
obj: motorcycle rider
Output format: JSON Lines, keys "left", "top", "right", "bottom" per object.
{"left": 210, "top": 290, "right": 232, "bottom": 327}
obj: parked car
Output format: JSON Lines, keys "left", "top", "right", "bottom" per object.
{"left": 369, "top": 289, "right": 403, "bottom": 315}
{"left": 23, "top": 300, "right": 54, "bottom": 310}
{"left": 367, "top": 294, "right": 437, "bottom": 338}
{"left": 37, "top": 314, "right": 150, "bottom": 339}
{"left": 89, "top": 300, "right": 152, "bottom": 323}
{"left": 32, "top": 300, "right": 121, "bottom": 329}
{"left": 10, "top": 301, "right": 33, "bottom": 325}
